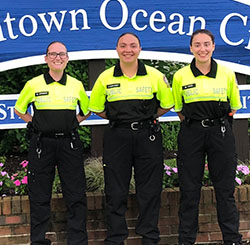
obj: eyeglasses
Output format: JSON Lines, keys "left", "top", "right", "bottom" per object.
{"left": 47, "top": 52, "right": 68, "bottom": 59}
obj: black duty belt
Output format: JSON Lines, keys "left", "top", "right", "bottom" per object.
{"left": 185, "top": 118, "right": 226, "bottom": 128}
{"left": 41, "top": 132, "right": 71, "bottom": 138}
{"left": 33, "top": 130, "right": 74, "bottom": 138}
{"left": 33, "top": 130, "right": 78, "bottom": 159}
{"left": 111, "top": 119, "right": 157, "bottom": 131}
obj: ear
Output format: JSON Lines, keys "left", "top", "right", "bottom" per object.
{"left": 212, "top": 43, "right": 215, "bottom": 52}
{"left": 190, "top": 45, "right": 193, "bottom": 54}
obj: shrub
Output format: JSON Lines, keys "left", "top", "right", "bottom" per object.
{"left": 162, "top": 159, "right": 179, "bottom": 188}
{"left": 11, "top": 160, "right": 28, "bottom": 195}
{"left": 161, "top": 122, "right": 179, "bottom": 151}
{"left": 84, "top": 157, "right": 135, "bottom": 193}
{"left": 0, "top": 159, "right": 15, "bottom": 196}
{"left": 85, "top": 158, "right": 105, "bottom": 192}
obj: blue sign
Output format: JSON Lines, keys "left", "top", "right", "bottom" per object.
{"left": 1, "top": 85, "right": 250, "bottom": 129}
{"left": 0, "top": 0, "right": 250, "bottom": 75}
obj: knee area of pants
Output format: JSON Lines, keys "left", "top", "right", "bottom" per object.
{"left": 213, "top": 187, "right": 235, "bottom": 197}
{"left": 180, "top": 189, "right": 201, "bottom": 198}
{"left": 105, "top": 193, "right": 128, "bottom": 202}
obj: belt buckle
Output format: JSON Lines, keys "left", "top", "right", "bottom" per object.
{"left": 201, "top": 119, "right": 210, "bottom": 128}
{"left": 131, "top": 122, "right": 139, "bottom": 130}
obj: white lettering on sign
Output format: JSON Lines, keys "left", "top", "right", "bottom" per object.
{"left": 0, "top": 0, "right": 248, "bottom": 52}
{"left": 0, "top": 104, "right": 16, "bottom": 120}
{"left": 69, "top": 9, "right": 91, "bottom": 31}
{"left": 8, "top": 106, "right": 16, "bottom": 119}
{"left": 220, "top": 13, "right": 248, "bottom": 47}
{"left": 241, "top": 96, "right": 250, "bottom": 109}
{"left": 0, "top": 104, "right": 7, "bottom": 120}
{"left": 4, "top": 13, "right": 18, "bottom": 40}
{"left": 131, "top": 10, "right": 148, "bottom": 31}
{"left": 19, "top": 15, "right": 38, "bottom": 37}
{"left": 0, "top": 9, "right": 91, "bottom": 41}
{"left": 100, "top": 0, "right": 128, "bottom": 30}
{"left": 38, "top": 11, "right": 67, "bottom": 33}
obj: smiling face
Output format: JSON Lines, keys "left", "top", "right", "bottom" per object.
{"left": 190, "top": 33, "right": 215, "bottom": 65}
{"left": 116, "top": 33, "right": 141, "bottom": 65}
{"left": 44, "top": 42, "right": 69, "bottom": 73}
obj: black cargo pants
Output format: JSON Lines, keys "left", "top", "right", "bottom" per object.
{"left": 28, "top": 132, "right": 88, "bottom": 245}
{"left": 103, "top": 125, "right": 164, "bottom": 245}
{"left": 177, "top": 119, "right": 242, "bottom": 245}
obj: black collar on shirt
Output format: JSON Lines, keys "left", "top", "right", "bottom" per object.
{"left": 190, "top": 58, "right": 217, "bottom": 78}
{"left": 43, "top": 70, "right": 67, "bottom": 85}
{"left": 113, "top": 60, "right": 147, "bottom": 77}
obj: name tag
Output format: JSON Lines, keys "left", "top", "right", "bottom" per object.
{"left": 107, "top": 83, "right": 120, "bottom": 89}
{"left": 182, "top": 84, "right": 196, "bottom": 90}
{"left": 35, "top": 91, "right": 49, "bottom": 96}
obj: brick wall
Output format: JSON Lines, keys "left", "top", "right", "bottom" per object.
{"left": 0, "top": 185, "right": 249, "bottom": 245}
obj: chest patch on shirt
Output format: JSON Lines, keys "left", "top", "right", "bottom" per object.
{"left": 107, "top": 83, "right": 120, "bottom": 89}
{"left": 35, "top": 91, "right": 49, "bottom": 96}
{"left": 182, "top": 84, "right": 196, "bottom": 90}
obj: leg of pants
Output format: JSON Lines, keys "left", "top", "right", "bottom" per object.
{"left": 56, "top": 135, "right": 88, "bottom": 245}
{"left": 28, "top": 135, "right": 56, "bottom": 244}
{"left": 177, "top": 121, "right": 242, "bottom": 244}
{"left": 103, "top": 127, "right": 133, "bottom": 245}
{"left": 206, "top": 121, "right": 242, "bottom": 244}
{"left": 177, "top": 122, "right": 206, "bottom": 244}
{"left": 103, "top": 127, "right": 163, "bottom": 245}
{"left": 28, "top": 134, "right": 88, "bottom": 245}
{"left": 178, "top": 190, "right": 201, "bottom": 245}
{"left": 134, "top": 129, "right": 163, "bottom": 245}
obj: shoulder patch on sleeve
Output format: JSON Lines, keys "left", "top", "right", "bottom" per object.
{"left": 163, "top": 75, "right": 170, "bottom": 88}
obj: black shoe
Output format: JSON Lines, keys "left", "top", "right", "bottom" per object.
{"left": 224, "top": 242, "right": 244, "bottom": 245}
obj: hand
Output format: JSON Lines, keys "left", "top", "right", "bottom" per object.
{"left": 77, "top": 112, "right": 91, "bottom": 123}
{"left": 228, "top": 110, "right": 237, "bottom": 117}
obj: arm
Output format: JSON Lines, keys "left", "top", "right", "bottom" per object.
{"left": 15, "top": 80, "right": 34, "bottom": 123}
{"left": 157, "top": 107, "right": 173, "bottom": 117}
{"left": 227, "top": 71, "right": 242, "bottom": 112}
{"left": 14, "top": 109, "right": 32, "bottom": 123}
{"left": 96, "top": 111, "right": 107, "bottom": 119}
{"left": 76, "top": 111, "right": 91, "bottom": 123}
{"left": 88, "top": 76, "right": 108, "bottom": 119}
{"left": 177, "top": 112, "right": 185, "bottom": 122}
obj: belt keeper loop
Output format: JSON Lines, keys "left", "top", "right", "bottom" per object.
{"left": 70, "top": 130, "right": 78, "bottom": 150}
{"left": 36, "top": 132, "right": 42, "bottom": 158}
{"left": 184, "top": 118, "right": 191, "bottom": 126}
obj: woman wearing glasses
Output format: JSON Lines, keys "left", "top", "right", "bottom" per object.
{"left": 15, "top": 41, "right": 90, "bottom": 245}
